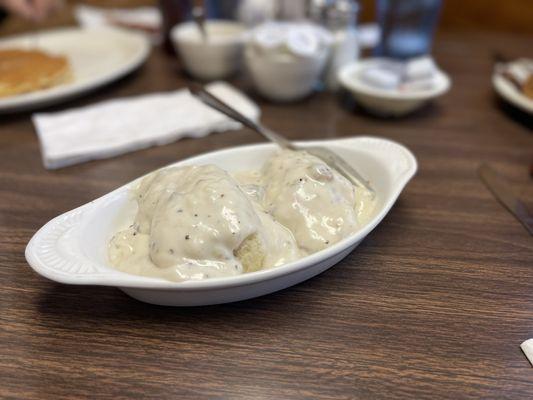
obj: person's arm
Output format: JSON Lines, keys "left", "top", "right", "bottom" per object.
{"left": 0, "top": 0, "right": 62, "bottom": 21}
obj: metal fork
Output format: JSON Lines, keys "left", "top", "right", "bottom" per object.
{"left": 189, "top": 83, "right": 375, "bottom": 198}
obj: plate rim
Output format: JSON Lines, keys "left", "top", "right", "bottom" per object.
{"left": 0, "top": 26, "right": 151, "bottom": 113}
{"left": 492, "top": 71, "right": 533, "bottom": 114}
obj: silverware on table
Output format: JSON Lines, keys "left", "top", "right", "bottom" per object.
{"left": 478, "top": 163, "right": 533, "bottom": 236}
{"left": 189, "top": 83, "right": 375, "bottom": 198}
{"left": 191, "top": 3, "right": 207, "bottom": 41}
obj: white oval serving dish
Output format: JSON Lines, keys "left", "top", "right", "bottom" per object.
{"left": 25, "top": 136, "right": 417, "bottom": 306}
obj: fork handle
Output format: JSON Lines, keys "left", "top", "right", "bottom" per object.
{"left": 189, "top": 83, "right": 295, "bottom": 150}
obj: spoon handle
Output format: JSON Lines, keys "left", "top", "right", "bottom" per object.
{"left": 192, "top": 3, "right": 207, "bottom": 40}
{"left": 189, "top": 83, "right": 295, "bottom": 149}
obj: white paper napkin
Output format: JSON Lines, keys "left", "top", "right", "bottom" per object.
{"left": 33, "top": 82, "right": 260, "bottom": 169}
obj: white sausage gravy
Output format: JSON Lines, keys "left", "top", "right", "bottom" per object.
{"left": 109, "top": 150, "right": 375, "bottom": 281}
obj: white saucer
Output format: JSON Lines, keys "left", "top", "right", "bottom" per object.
{"left": 339, "top": 58, "right": 451, "bottom": 116}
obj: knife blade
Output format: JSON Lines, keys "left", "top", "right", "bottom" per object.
{"left": 478, "top": 163, "right": 533, "bottom": 236}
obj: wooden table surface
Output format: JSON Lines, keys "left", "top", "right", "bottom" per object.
{"left": 1, "top": 31, "right": 533, "bottom": 399}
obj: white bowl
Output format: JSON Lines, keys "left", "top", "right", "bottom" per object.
{"left": 170, "top": 20, "right": 245, "bottom": 81}
{"left": 25, "top": 137, "right": 417, "bottom": 306}
{"left": 244, "top": 46, "right": 328, "bottom": 102}
{"left": 339, "top": 58, "right": 451, "bottom": 116}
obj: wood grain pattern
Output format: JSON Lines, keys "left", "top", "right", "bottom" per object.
{"left": 1, "top": 31, "right": 533, "bottom": 399}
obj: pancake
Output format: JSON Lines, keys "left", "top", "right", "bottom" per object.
{"left": 0, "top": 49, "right": 72, "bottom": 98}
{"left": 523, "top": 75, "right": 533, "bottom": 100}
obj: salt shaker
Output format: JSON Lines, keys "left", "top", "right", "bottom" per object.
{"left": 310, "top": 0, "right": 360, "bottom": 91}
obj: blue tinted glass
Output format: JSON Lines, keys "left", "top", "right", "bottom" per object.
{"left": 375, "top": 0, "right": 442, "bottom": 59}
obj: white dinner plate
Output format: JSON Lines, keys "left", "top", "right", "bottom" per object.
{"left": 25, "top": 137, "right": 417, "bottom": 306}
{"left": 492, "top": 69, "right": 533, "bottom": 115}
{"left": 0, "top": 27, "right": 150, "bottom": 113}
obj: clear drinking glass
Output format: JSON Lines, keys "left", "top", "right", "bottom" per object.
{"left": 375, "top": 0, "right": 442, "bottom": 59}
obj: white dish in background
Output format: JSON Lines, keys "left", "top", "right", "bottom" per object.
{"left": 245, "top": 46, "right": 328, "bottom": 102}
{"left": 339, "top": 58, "right": 451, "bottom": 117}
{"left": 492, "top": 65, "right": 533, "bottom": 115}
{"left": 25, "top": 137, "right": 417, "bottom": 306}
{"left": 0, "top": 27, "right": 150, "bottom": 114}
{"left": 244, "top": 22, "right": 332, "bottom": 102}
{"left": 171, "top": 20, "right": 246, "bottom": 81}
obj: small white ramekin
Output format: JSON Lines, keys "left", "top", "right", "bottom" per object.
{"left": 171, "top": 20, "right": 246, "bottom": 81}
{"left": 245, "top": 46, "right": 329, "bottom": 102}
{"left": 339, "top": 58, "right": 451, "bottom": 116}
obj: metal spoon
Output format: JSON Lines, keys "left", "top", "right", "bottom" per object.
{"left": 189, "top": 83, "right": 375, "bottom": 198}
{"left": 192, "top": 5, "right": 207, "bottom": 41}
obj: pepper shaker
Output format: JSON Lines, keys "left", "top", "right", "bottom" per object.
{"left": 310, "top": 0, "right": 360, "bottom": 91}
